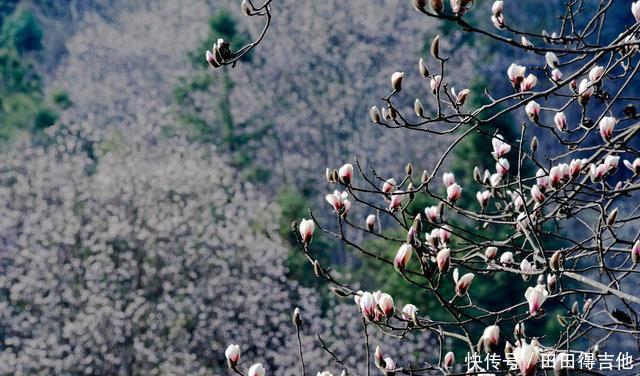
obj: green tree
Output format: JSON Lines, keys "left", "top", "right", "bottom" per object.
{"left": 1, "top": 9, "right": 42, "bottom": 53}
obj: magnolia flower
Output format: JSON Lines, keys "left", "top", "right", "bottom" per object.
{"left": 547, "top": 274, "right": 557, "bottom": 293}
{"left": 394, "top": 244, "right": 413, "bottom": 270}
{"left": 382, "top": 178, "right": 396, "bottom": 194}
{"left": 536, "top": 168, "right": 549, "bottom": 189}
{"left": 365, "top": 214, "right": 376, "bottom": 232}
{"left": 299, "top": 219, "right": 315, "bottom": 243}
{"left": 476, "top": 190, "right": 491, "bottom": 208}
{"left": 482, "top": 325, "right": 500, "bottom": 353}
{"left": 633, "top": 1, "right": 640, "bottom": 23}
{"left": 424, "top": 206, "right": 439, "bottom": 222}
{"left": 389, "top": 190, "right": 404, "bottom": 212}
{"left": 605, "top": 155, "right": 620, "bottom": 170}
{"left": 489, "top": 173, "right": 502, "bottom": 188}
{"left": 326, "top": 190, "right": 351, "bottom": 214}
{"left": 447, "top": 183, "right": 463, "bottom": 203}
{"left": 514, "top": 342, "right": 539, "bottom": 376}
{"left": 507, "top": 63, "right": 526, "bottom": 86}
{"left": 374, "top": 346, "right": 384, "bottom": 368}
{"left": 485, "top": 246, "right": 498, "bottom": 260}
{"left": 520, "top": 74, "right": 537, "bottom": 91}
{"left": 518, "top": 36, "right": 533, "bottom": 49}
{"left": 453, "top": 268, "right": 474, "bottom": 296}
{"left": 545, "top": 52, "right": 559, "bottom": 68}
{"left": 360, "top": 292, "right": 376, "bottom": 319}
{"left": 531, "top": 184, "right": 545, "bottom": 203}
{"left": 496, "top": 158, "right": 510, "bottom": 175}
{"left": 525, "top": 285, "right": 548, "bottom": 316}
{"left": 491, "top": 134, "right": 511, "bottom": 159}
{"left": 378, "top": 293, "right": 394, "bottom": 317}
{"left": 439, "top": 225, "right": 452, "bottom": 243}
{"left": 402, "top": 303, "right": 417, "bottom": 320}
{"left": 248, "top": 363, "right": 266, "bottom": 376}
{"left": 500, "top": 251, "right": 514, "bottom": 265}
{"left": 512, "top": 193, "right": 524, "bottom": 212}
{"left": 598, "top": 116, "right": 616, "bottom": 141}
{"left": 437, "top": 248, "right": 451, "bottom": 272}
{"left": 338, "top": 163, "right": 353, "bottom": 184}
{"left": 383, "top": 357, "right": 396, "bottom": 372}
{"left": 452, "top": 87, "right": 471, "bottom": 105}
{"left": 569, "top": 158, "right": 583, "bottom": 177}
{"left": 520, "top": 259, "right": 532, "bottom": 274}
{"left": 426, "top": 228, "right": 440, "bottom": 246}
{"left": 225, "top": 344, "right": 241, "bottom": 367}
{"left": 632, "top": 240, "right": 640, "bottom": 264}
{"left": 443, "top": 351, "right": 455, "bottom": 369}
{"left": 442, "top": 172, "right": 455, "bottom": 187}
{"left": 525, "top": 101, "right": 540, "bottom": 122}
{"left": 589, "top": 163, "right": 608, "bottom": 182}
{"left": 589, "top": 65, "right": 605, "bottom": 82}
{"left": 553, "top": 112, "right": 567, "bottom": 131}
{"left": 549, "top": 165, "right": 565, "bottom": 188}
{"left": 578, "top": 79, "right": 594, "bottom": 103}
{"left": 414, "top": 99, "right": 424, "bottom": 117}
{"left": 551, "top": 68, "right": 562, "bottom": 82}
{"left": 391, "top": 72, "right": 404, "bottom": 91}
{"left": 624, "top": 158, "right": 640, "bottom": 174}
{"left": 430, "top": 75, "right": 442, "bottom": 94}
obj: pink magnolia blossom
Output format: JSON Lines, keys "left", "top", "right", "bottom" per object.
{"left": 476, "top": 190, "right": 491, "bottom": 208}
{"left": 589, "top": 163, "right": 608, "bottom": 182}
{"left": 447, "top": 183, "right": 463, "bottom": 203}
{"left": 578, "top": 79, "right": 594, "bottom": 102}
{"left": 394, "top": 244, "right": 413, "bottom": 270}
{"left": 632, "top": 240, "right": 640, "bottom": 264}
{"left": 624, "top": 157, "right": 640, "bottom": 174}
{"left": 299, "top": 219, "right": 315, "bottom": 243}
{"left": 453, "top": 268, "right": 475, "bottom": 296}
{"left": 500, "top": 251, "right": 514, "bottom": 265}
{"left": 225, "top": 344, "right": 241, "bottom": 366}
{"left": 401, "top": 304, "right": 417, "bottom": 320}
{"left": 551, "top": 68, "right": 562, "bottom": 82}
{"left": 437, "top": 248, "right": 451, "bottom": 272}
{"left": 482, "top": 325, "right": 500, "bottom": 353}
{"left": 525, "top": 285, "right": 548, "bottom": 316}
{"left": 536, "top": 168, "right": 549, "bottom": 190}
{"left": 525, "top": 101, "right": 540, "bottom": 122}
{"left": 439, "top": 226, "right": 452, "bottom": 243}
{"left": 520, "top": 74, "right": 537, "bottom": 91}
{"left": 424, "top": 205, "right": 439, "bottom": 222}
{"left": 389, "top": 190, "right": 404, "bottom": 212}
{"left": 589, "top": 65, "right": 605, "bottom": 82}
{"left": 633, "top": 1, "right": 640, "bottom": 23}
{"left": 553, "top": 112, "right": 567, "bottom": 131}
{"left": 430, "top": 75, "right": 442, "bottom": 94}
{"left": 248, "top": 363, "right": 266, "bottom": 376}
{"left": 545, "top": 52, "right": 559, "bottom": 68}
{"left": 391, "top": 72, "right": 404, "bottom": 91}
{"left": 378, "top": 293, "right": 394, "bottom": 317}
{"left": 359, "top": 292, "right": 376, "bottom": 319}
{"left": 491, "top": 134, "right": 511, "bottom": 159}
{"left": 599, "top": 116, "right": 616, "bottom": 141}
{"left": 514, "top": 342, "right": 540, "bottom": 376}
{"left": 442, "top": 172, "right": 456, "bottom": 187}
{"left": 443, "top": 351, "right": 455, "bottom": 369}
{"left": 485, "top": 246, "right": 498, "bottom": 261}
{"left": 507, "top": 63, "right": 526, "bottom": 87}
{"left": 496, "top": 158, "right": 510, "bottom": 175}
{"left": 338, "top": 163, "right": 353, "bottom": 184}
{"left": 382, "top": 178, "right": 396, "bottom": 194}
{"left": 366, "top": 214, "right": 376, "bottom": 231}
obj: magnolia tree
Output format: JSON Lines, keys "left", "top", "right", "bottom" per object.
{"left": 213, "top": 1, "right": 640, "bottom": 375}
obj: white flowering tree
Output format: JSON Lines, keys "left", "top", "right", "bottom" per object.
{"left": 213, "top": 1, "right": 640, "bottom": 375}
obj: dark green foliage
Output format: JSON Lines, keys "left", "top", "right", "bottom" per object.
{"left": 51, "top": 88, "right": 73, "bottom": 109}
{"left": 1, "top": 9, "right": 42, "bottom": 53}
{"left": 33, "top": 107, "right": 57, "bottom": 129}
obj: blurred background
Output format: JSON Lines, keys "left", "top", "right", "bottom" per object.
{"left": 0, "top": 0, "right": 637, "bottom": 374}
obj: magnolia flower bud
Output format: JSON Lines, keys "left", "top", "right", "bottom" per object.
{"left": 623, "top": 158, "right": 640, "bottom": 174}
{"left": 496, "top": 158, "right": 510, "bottom": 175}
{"left": 366, "top": 214, "right": 376, "bottom": 231}
{"left": 583, "top": 298, "right": 592, "bottom": 313}
{"left": 241, "top": 0, "right": 252, "bottom": 16}
{"left": 571, "top": 301, "right": 579, "bottom": 315}
{"left": 507, "top": 63, "right": 526, "bottom": 88}
{"left": 292, "top": 307, "right": 302, "bottom": 326}
{"left": 360, "top": 292, "right": 376, "bottom": 320}
{"left": 598, "top": 116, "right": 616, "bottom": 141}
{"left": 550, "top": 251, "right": 562, "bottom": 271}
{"left": 551, "top": 68, "right": 563, "bottom": 82}
{"left": 491, "top": 134, "right": 511, "bottom": 159}
{"left": 430, "top": 0, "right": 444, "bottom": 13}
{"left": 418, "top": 58, "right": 430, "bottom": 77}
{"left": 553, "top": 112, "right": 567, "bottom": 131}
{"left": 578, "top": 79, "right": 594, "bottom": 105}
{"left": 606, "top": 207, "right": 618, "bottom": 226}
{"left": 485, "top": 246, "right": 497, "bottom": 261}
{"left": 531, "top": 184, "right": 545, "bottom": 203}
{"left": 545, "top": 52, "right": 559, "bottom": 68}
{"left": 391, "top": 72, "right": 404, "bottom": 91}
{"left": 536, "top": 274, "right": 545, "bottom": 286}
{"left": 389, "top": 190, "right": 404, "bottom": 212}
{"left": 299, "top": 219, "right": 315, "bottom": 244}
{"left": 370, "top": 106, "right": 381, "bottom": 124}
{"left": 435, "top": 248, "right": 450, "bottom": 273}
{"left": 447, "top": 183, "right": 463, "bottom": 203}
{"left": 424, "top": 206, "right": 438, "bottom": 222}
{"left": 500, "top": 251, "right": 514, "bottom": 266}
{"left": 514, "top": 322, "right": 525, "bottom": 339}
{"left": 394, "top": 244, "right": 413, "bottom": 271}
{"left": 437, "top": 351, "right": 453, "bottom": 370}
{"left": 589, "top": 65, "right": 605, "bottom": 82}
{"left": 632, "top": 240, "right": 640, "bottom": 264}
{"left": 521, "top": 36, "right": 533, "bottom": 48}
{"left": 387, "top": 106, "right": 397, "bottom": 120}
{"left": 225, "top": 344, "right": 241, "bottom": 368}
{"left": 442, "top": 172, "right": 455, "bottom": 187}
{"left": 482, "top": 325, "right": 500, "bottom": 353}
{"left": 421, "top": 169, "right": 429, "bottom": 183}
{"left": 378, "top": 293, "right": 394, "bottom": 317}
{"left": 382, "top": 178, "right": 396, "bottom": 194}
{"left": 525, "top": 101, "right": 540, "bottom": 122}
{"left": 439, "top": 226, "right": 451, "bottom": 243}
{"left": 401, "top": 303, "right": 418, "bottom": 321}
{"left": 205, "top": 50, "right": 220, "bottom": 68}
{"left": 414, "top": 99, "right": 424, "bottom": 117}
{"left": 547, "top": 274, "right": 557, "bottom": 293}
{"left": 476, "top": 190, "right": 490, "bottom": 209}
{"left": 313, "top": 260, "right": 323, "bottom": 277}
{"left": 248, "top": 363, "right": 266, "bottom": 376}
{"left": 491, "top": 0, "right": 503, "bottom": 15}
{"left": 406, "top": 163, "right": 413, "bottom": 176}
{"left": 521, "top": 74, "right": 537, "bottom": 92}
{"left": 431, "top": 35, "right": 440, "bottom": 59}
{"left": 374, "top": 346, "right": 385, "bottom": 368}
{"left": 454, "top": 88, "right": 470, "bottom": 105}
{"left": 525, "top": 285, "right": 549, "bottom": 316}
{"left": 530, "top": 136, "right": 538, "bottom": 153}
{"left": 453, "top": 268, "right": 474, "bottom": 296}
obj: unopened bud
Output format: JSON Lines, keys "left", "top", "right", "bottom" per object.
{"left": 325, "top": 168, "right": 333, "bottom": 183}
{"left": 414, "top": 99, "right": 424, "bottom": 117}
{"left": 531, "top": 136, "right": 538, "bottom": 153}
{"left": 313, "top": 260, "right": 323, "bottom": 277}
{"left": 571, "top": 301, "right": 579, "bottom": 315}
{"left": 412, "top": 214, "right": 422, "bottom": 233}
{"left": 430, "top": 0, "right": 444, "bottom": 12}
{"left": 240, "top": 0, "right": 252, "bottom": 16}
{"left": 292, "top": 307, "right": 302, "bottom": 327}
{"left": 370, "top": 106, "right": 381, "bottom": 124}
{"left": 330, "top": 287, "right": 349, "bottom": 297}
{"left": 421, "top": 170, "right": 429, "bottom": 184}
{"left": 391, "top": 72, "right": 404, "bottom": 91}
{"left": 583, "top": 298, "right": 592, "bottom": 313}
{"left": 430, "top": 35, "right": 440, "bottom": 59}
{"left": 607, "top": 208, "right": 618, "bottom": 226}
{"left": 406, "top": 163, "right": 414, "bottom": 176}
{"left": 550, "top": 251, "right": 562, "bottom": 271}
{"left": 473, "top": 166, "right": 482, "bottom": 182}
{"left": 387, "top": 106, "right": 397, "bottom": 120}
{"left": 419, "top": 58, "right": 430, "bottom": 77}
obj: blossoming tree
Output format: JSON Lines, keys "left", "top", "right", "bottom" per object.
{"left": 213, "top": 1, "right": 640, "bottom": 375}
